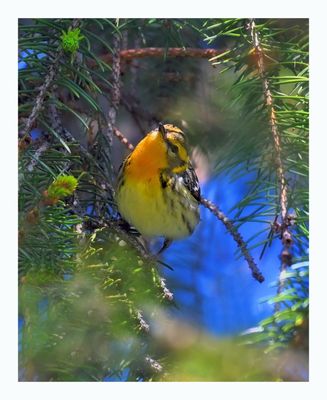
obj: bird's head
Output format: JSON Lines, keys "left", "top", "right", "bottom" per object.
{"left": 123, "top": 122, "right": 190, "bottom": 181}
{"left": 157, "top": 122, "right": 189, "bottom": 173}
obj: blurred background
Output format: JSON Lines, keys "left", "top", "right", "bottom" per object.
{"left": 18, "top": 18, "right": 309, "bottom": 381}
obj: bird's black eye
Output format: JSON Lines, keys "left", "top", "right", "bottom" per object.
{"left": 169, "top": 143, "right": 179, "bottom": 154}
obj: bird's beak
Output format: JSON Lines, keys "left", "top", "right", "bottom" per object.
{"left": 158, "top": 122, "right": 166, "bottom": 137}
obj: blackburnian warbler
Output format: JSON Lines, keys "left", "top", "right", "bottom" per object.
{"left": 116, "top": 123, "right": 200, "bottom": 249}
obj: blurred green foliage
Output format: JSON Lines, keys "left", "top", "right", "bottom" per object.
{"left": 20, "top": 228, "right": 167, "bottom": 381}
{"left": 164, "top": 339, "right": 306, "bottom": 381}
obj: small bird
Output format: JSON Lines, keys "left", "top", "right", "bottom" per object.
{"left": 116, "top": 123, "right": 201, "bottom": 252}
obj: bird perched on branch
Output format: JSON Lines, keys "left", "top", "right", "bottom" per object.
{"left": 116, "top": 123, "right": 201, "bottom": 252}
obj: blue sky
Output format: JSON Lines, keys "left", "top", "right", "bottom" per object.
{"left": 162, "top": 172, "right": 281, "bottom": 336}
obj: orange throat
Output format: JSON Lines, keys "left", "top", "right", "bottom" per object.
{"left": 125, "top": 132, "right": 166, "bottom": 182}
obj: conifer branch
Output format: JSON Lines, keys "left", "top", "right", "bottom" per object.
{"left": 48, "top": 100, "right": 116, "bottom": 198}
{"left": 248, "top": 19, "right": 289, "bottom": 224}
{"left": 93, "top": 216, "right": 175, "bottom": 302}
{"left": 136, "top": 310, "right": 150, "bottom": 333}
{"left": 200, "top": 197, "right": 264, "bottom": 283}
{"left": 48, "top": 101, "right": 88, "bottom": 156}
{"left": 248, "top": 19, "right": 293, "bottom": 295}
{"left": 19, "top": 52, "right": 61, "bottom": 143}
{"left": 19, "top": 19, "right": 80, "bottom": 144}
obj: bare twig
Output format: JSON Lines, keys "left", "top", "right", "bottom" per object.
{"left": 26, "top": 140, "right": 50, "bottom": 173}
{"left": 113, "top": 127, "right": 135, "bottom": 151}
{"left": 106, "top": 34, "right": 121, "bottom": 146}
{"left": 19, "top": 52, "right": 62, "bottom": 144}
{"left": 100, "top": 32, "right": 122, "bottom": 192}
{"left": 200, "top": 197, "right": 264, "bottom": 283}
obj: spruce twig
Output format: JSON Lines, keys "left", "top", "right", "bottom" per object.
{"left": 248, "top": 19, "right": 289, "bottom": 223}
{"left": 248, "top": 19, "right": 293, "bottom": 297}
{"left": 106, "top": 33, "right": 121, "bottom": 150}
{"left": 48, "top": 100, "right": 116, "bottom": 197}
{"left": 200, "top": 197, "right": 264, "bottom": 283}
